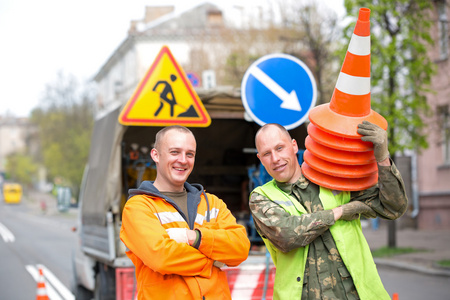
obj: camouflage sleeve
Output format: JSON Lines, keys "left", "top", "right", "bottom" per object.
{"left": 351, "top": 159, "right": 408, "bottom": 220}
{"left": 249, "top": 191, "right": 335, "bottom": 253}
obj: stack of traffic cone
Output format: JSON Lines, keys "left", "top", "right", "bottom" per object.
{"left": 302, "top": 7, "right": 388, "bottom": 191}
{"left": 36, "top": 267, "right": 49, "bottom": 300}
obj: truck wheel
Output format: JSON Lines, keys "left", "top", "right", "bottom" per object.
{"left": 74, "top": 284, "right": 94, "bottom": 300}
{"left": 94, "top": 263, "right": 116, "bottom": 300}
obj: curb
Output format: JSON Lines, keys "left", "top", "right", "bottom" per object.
{"left": 374, "top": 258, "right": 450, "bottom": 277}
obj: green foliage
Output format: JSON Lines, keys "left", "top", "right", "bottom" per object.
{"left": 4, "top": 152, "right": 39, "bottom": 186}
{"left": 223, "top": 2, "right": 341, "bottom": 105}
{"left": 436, "top": 259, "right": 450, "bottom": 268}
{"left": 30, "top": 71, "right": 94, "bottom": 196}
{"left": 284, "top": 2, "right": 342, "bottom": 105}
{"left": 225, "top": 51, "right": 260, "bottom": 86}
{"left": 371, "top": 246, "right": 424, "bottom": 257}
{"left": 343, "top": 0, "right": 436, "bottom": 154}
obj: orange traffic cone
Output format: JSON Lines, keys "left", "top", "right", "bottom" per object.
{"left": 392, "top": 293, "right": 399, "bottom": 300}
{"left": 302, "top": 7, "right": 387, "bottom": 191}
{"left": 309, "top": 7, "right": 387, "bottom": 137}
{"left": 36, "top": 267, "right": 49, "bottom": 300}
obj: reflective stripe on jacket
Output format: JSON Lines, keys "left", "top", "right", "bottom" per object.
{"left": 120, "top": 183, "right": 250, "bottom": 300}
{"left": 253, "top": 180, "right": 389, "bottom": 300}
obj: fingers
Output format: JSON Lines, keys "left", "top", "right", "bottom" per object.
{"left": 357, "top": 122, "right": 377, "bottom": 137}
{"left": 362, "top": 208, "right": 377, "bottom": 219}
{"left": 360, "top": 135, "right": 376, "bottom": 143}
{"left": 357, "top": 128, "right": 375, "bottom": 137}
{"left": 357, "top": 121, "right": 386, "bottom": 146}
{"left": 357, "top": 121, "right": 378, "bottom": 132}
{"left": 353, "top": 201, "right": 369, "bottom": 211}
{"left": 340, "top": 201, "right": 377, "bottom": 221}
{"left": 357, "top": 120, "right": 375, "bottom": 129}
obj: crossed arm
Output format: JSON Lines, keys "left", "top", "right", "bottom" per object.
{"left": 120, "top": 195, "right": 249, "bottom": 277}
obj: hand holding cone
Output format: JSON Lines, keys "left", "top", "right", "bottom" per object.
{"left": 357, "top": 121, "right": 389, "bottom": 162}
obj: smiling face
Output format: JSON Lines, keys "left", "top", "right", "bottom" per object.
{"left": 151, "top": 127, "right": 196, "bottom": 192}
{"left": 256, "top": 124, "right": 301, "bottom": 184}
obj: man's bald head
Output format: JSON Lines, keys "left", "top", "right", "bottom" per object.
{"left": 255, "top": 123, "right": 292, "bottom": 150}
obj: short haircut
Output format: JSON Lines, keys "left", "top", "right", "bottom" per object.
{"left": 154, "top": 125, "right": 195, "bottom": 150}
{"left": 255, "top": 123, "right": 292, "bottom": 146}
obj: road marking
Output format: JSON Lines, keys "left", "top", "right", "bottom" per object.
{"left": 0, "top": 222, "right": 15, "bottom": 242}
{"left": 26, "top": 264, "right": 75, "bottom": 300}
{"left": 249, "top": 66, "right": 302, "bottom": 111}
{"left": 40, "top": 264, "right": 75, "bottom": 300}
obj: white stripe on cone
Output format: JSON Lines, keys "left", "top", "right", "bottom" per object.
{"left": 335, "top": 72, "right": 370, "bottom": 95}
{"left": 347, "top": 34, "right": 370, "bottom": 55}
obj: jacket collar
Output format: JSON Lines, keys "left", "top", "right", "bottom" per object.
{"left": 275, "top": 167, "right": 310, "bottom": 194}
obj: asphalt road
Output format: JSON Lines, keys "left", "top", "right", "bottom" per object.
{"left": 379, "top": 265, "right": 450, "bottom": 300}
{"left": 0, "top": 199, "right": 77, "bottom": 300}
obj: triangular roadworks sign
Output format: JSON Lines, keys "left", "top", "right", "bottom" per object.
{"left": 118, "top": 46, "right": 211, "bottom": 127}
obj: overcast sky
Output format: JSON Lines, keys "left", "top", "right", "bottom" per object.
{"left": 0, "top": 0, "right": 344, "bottom": 117}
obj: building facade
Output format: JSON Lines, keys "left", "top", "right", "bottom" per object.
{"left": 94, "top": 3, "right": 233, "bottom": 116}
{"left": 0, "top": 115, "right": 32, "bottom": 175}
{"left": 93, "top": 2, "right": 284, "bottom": 117}
{"left": 416, "top": 0, "right": 450, "bottom": 229}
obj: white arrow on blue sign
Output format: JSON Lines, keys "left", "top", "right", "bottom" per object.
{"left": 241, "top": 53, "right": 317, "bottom": 130}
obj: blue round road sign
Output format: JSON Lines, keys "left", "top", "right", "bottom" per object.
{"left": 241, "top": 53, "right": 317, "bottom": 130}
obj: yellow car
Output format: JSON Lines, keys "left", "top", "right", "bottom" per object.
{"left": 3, "top": 183, "right": 23, "bottom": 204}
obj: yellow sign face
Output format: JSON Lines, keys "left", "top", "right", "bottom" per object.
{"left": 118, "top": 46, "right": 211, "bottom": 127}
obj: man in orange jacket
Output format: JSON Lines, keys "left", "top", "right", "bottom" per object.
{"left": 120, "top": 125, "right": 250, "bottom": 300}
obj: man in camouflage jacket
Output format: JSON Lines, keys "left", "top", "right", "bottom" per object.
{"left": 250, "top": 122, "right": 408, "bottom": 299}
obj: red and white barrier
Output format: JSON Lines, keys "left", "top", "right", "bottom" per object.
{"left": 224, "top": 264, "right": 276, "bottom": 300}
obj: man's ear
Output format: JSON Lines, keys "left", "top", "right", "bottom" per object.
{"left": 150, "top": 148, "right": 159, "bottom": 163}
{"left": 256, "top": 153, "right": 261, "bottom": 161}
{"left": 292, "top": 139, "right": 299, "bottom": 152}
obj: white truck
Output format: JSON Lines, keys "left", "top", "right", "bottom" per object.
{"left": 71, "top": 88, "right": 306, "bottom": 299}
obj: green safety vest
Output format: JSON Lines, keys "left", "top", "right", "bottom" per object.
{"left": 253, "top": 180, "right": 390, "bottom": 300}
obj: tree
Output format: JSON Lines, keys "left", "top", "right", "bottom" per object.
{"left": 30, "top": 71, "right": 94, "bottom": 198}
{"left": 344, "top": 0, "right": 435, "bottom": 154}
{"left": 343, "top": 0, "right": 436, "bottom": 247}
{"left": 217, "top": 1, "right": 341, "bottom": 104}
{"left": 275, "top": 0, "right": 342, "bottom": 105}
{"left": 4, "top": 152, "right": 38, "bottom": 187}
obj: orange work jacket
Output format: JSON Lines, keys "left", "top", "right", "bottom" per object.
{"left": 120, "top": 182, "right": 250, "bottom": 300}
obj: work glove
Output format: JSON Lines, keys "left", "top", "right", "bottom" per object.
{"left": 165, "top": 228, "right": 189, "bottom": 244}
{"left": 357, "top": 121, "right": 389, "bottom": 162}
{"left": 340, "top": 201, "right": 377, "bottom": 221}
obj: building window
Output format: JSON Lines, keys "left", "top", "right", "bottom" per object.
{"left": 207, "top": 10, "right": 223, "bottom": 27}
{"left": 439, "top": 105, "right": 450, "bottom": 164}
{"left": 437, "top": 0, "right": 449, "bottom": 60}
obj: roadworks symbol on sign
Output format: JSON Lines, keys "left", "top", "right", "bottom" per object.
{"left": 118, "top": 46, "right": 211, "bottom": 127}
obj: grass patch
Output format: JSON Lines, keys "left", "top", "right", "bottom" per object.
{"left": 436, "top": 260, "right": 450, "bottom": 268}
{"left": 371, "top": 246, "right": 424, "bottom": 258}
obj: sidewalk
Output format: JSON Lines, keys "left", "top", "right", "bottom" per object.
{"left": 363, "top": 222, "right": 450, "bottom": 277}
{"left": 22, "top": 190, "right": 78, "bottom": 219}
